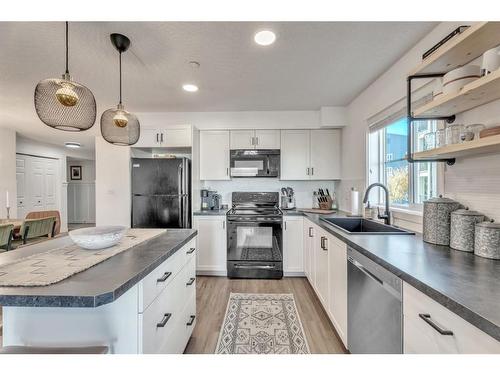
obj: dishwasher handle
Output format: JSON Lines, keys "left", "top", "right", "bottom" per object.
{"left": 348, "top": 256, "right": 383, "bottom": 285}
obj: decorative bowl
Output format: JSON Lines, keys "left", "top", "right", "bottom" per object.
{"left": 69, "top": 226, "right": 127, "bottom": 250}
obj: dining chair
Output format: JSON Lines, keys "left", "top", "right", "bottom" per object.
{"left": 0, "top": 223, "right": 14, "bottom": 252}
{"left": 25, "top": 210, "right": 61, "bottom": 236}
{"left": 18, "top": 216, "right": 57, "bottom": 245}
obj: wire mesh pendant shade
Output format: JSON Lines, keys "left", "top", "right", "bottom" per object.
{"left": 34, "top": 74, "right": 96, "bottom": 131}
{"left": 100, "top": 104, "right": 140, "bottom": 146}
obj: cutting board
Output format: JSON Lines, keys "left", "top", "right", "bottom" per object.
{"left": 298, "top": 208, "right": 337, "bottom": 215}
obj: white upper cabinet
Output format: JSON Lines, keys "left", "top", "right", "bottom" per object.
{"left": 281, "top": 129, "right": 341, "bottom": 180}
{"left": 230, "top": 129, "right": 280, "bottom": 150}
{"left": 310, "top": 129, "right": 341, "bottom": 180}
{"left": 281, "top": 130, "right": 311, "bottom": 180}
{"left": 283, "top": 216, "right": 304, "bottom": 275}
{"left": 200, "top": 131, "right": 230, "bottom": 180}
{"left": 230, "top": 130, "right": 254, "bottom": 149}
{"left": 134, "top": 126, "right": 192, "bottom": 148}
{"left": 255, "top": 130, "right": 280, "bottom": 149}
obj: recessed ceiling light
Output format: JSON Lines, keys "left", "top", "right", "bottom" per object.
{"left": 183, "top": 84, "right": 199, "bottom": 92}
{"left": 65, "top": 142, "right": 81, "bottom": 148}
{"left": 254, "top": 30, "right": 276, "bottom": 46}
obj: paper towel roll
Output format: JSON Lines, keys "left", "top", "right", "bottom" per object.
{"left": 350, "top": 189, "right": 359, "bottom": 216}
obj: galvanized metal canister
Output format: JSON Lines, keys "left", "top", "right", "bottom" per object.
{"left": 450, "top": 208, "right": 484, "bottom": 252}
{"left": 423, "top": 195, "right": 461, "bottom": 246}
{"left": 474, "top": 220, "right": 500, "bottom": 260}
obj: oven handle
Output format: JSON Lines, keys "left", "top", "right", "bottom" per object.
{"left": 234, "top": 264, "right": 276, "bottom": 270}
{"left": 227, "top": 218, "right": 282, "bottom": 223}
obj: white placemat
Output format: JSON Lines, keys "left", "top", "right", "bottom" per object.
{"left": 0, "top": 228, "right": 165, "bottom": 287}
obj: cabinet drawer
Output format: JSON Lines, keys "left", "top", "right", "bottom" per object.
{"left": 139, "top": 250, "right": 184, "bottom": 312}
{"left": 140, "top": 270, "right": 185, "bottom": 354}
{"left": 403, "top": 282, "right": 500, "bottom": 354}
{"left": 181, "top": 288, "right": 197, "bottom": 351}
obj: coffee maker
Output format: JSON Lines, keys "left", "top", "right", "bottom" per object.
{"left": 201, "top": 189, "right": 221, "bottom": 211}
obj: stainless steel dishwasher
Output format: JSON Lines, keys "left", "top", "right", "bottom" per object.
{"left": 347, "top": 246, "right": 402, "bottom": 353}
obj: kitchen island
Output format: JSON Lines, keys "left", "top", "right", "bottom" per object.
{"left": 0, "top": 229, "right": 197, "bottom": 354}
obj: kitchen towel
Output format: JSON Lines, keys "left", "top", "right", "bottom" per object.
{"left": 0, "top": 228, "right": 165, "bottom": 287}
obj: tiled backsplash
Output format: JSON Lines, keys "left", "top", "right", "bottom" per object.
{"left": 201, "top": 179, "right": 338, "bottom": 208}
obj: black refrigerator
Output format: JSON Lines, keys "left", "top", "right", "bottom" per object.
{"left": 131, "top": 157, "right": 191, "bottom": 228}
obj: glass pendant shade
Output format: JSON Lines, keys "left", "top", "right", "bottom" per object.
{"left": 100, "top": 33, "right": 140, "bottom": 146}
{"left": 100, "top": 104, "right": 140, "bottom": 146}
{"left": 34, "top": 23, "right": 96, "bottom": 131}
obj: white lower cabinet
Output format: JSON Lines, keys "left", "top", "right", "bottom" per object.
{"left": 193, "top": 216, "right": 227, "bottom": 275}
{"left": 314, "top": 227, "right": 330, "bottom": 308}
{"left": 283, "top": 216, "right": 304, "bottom": 275}
{"left": 403, "top": 282, "right": 500, "bottom": 354}
{"left": 303, "top": 220, "right": 315, "bottom": 283}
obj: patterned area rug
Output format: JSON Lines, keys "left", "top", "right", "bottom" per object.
{"left": 215, "top": 293, "right": 310, "bottom": 354}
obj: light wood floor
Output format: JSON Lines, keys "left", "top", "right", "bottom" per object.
{"left": 184, "top": 276, "right": 347, "bottom": 354}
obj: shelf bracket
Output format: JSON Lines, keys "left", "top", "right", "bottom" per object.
{"left": 407, "top": 74, "right": 456, "bottom": 166}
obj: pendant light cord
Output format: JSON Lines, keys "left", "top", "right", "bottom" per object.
{"left": 65, "top": 21, "right": 69, "bottom": 74}
{"left": 119, "top": 51, "right": 123, "bottom": 104}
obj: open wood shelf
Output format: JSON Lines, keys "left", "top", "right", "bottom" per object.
{"left": 410, "top": 22, "right": 500, "bottom": 75}
{"left": 413, "top": 69, "right": 500, "bottom": 118}
{"left": 413, "top": 134, "right": 500, "bottom": 160}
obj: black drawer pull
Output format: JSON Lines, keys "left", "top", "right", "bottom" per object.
{"left": 186, "top": 315, "right": 196, "bottom": 326}
{"left": 156, "top": 271, "right": 172, "bottom": 283}
{"left": 186, "top": 247, "right": 196, "bottom": 254}
{"left": 157, "top": 313, "right": 172, "bottom": 328}
{"left": 186, "top": 277, "right": 196, "bottom": 286}
{"left": 419, "top": 314, "right": 453, "bottom": 336}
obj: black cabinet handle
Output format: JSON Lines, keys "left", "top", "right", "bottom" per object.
{"left": 156, "top": 133, "right": 159, "bottom": 143}
{"left": 186, "top": 247, "right": 195, "bottom": 254}
{"left": 156, "top": 313, "right": 172, "bottom": 328}
{"left": 187, "top": 315, "right": 196, "bottom": 326}
{"left": 161, "top": 133, "right": 164, "bottom": 143}
{"left": 186, "top": 277, "right": 196, "bottom": 286}
{"left": 156, "top": 271, "right": 172, "bottom": 283}
{"left": 309, "top": 227, "right": 314, "bottom": 237}
{"left": 419, "top": 314, "right": 453, "bottom": 336}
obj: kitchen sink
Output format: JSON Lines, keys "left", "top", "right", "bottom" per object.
{"left": 320, "top": 217, "right": 415, "bottom": 235}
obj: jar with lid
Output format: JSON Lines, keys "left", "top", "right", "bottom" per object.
{"left": 423, "top": 195, "right": 461, "bottom": 245}
{"left": 474, "top": 220, "right": 500, "bottom": 259}
{"left": 450, "top": 208, "right": 484, "bottom": 252}
{"left": 446, "top": 124, "right": 465, "bottom": 145}
{"left": 424, "top": 131, "right": 436, "bottom": 150}
{"left": 436, "top": 128, "right": 446, "bottom": 148}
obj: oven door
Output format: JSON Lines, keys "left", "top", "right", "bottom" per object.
{"left": 227, "top": 216, "right": 283, "bottom": 279}
{"left": 230, "top": 150, "right": 280, "bottom": 178}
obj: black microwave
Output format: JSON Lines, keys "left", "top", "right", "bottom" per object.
{"left": 230, "top": 149, "right": 280, "bottom": 178}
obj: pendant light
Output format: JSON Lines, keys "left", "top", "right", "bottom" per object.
{"left": 100, "top": 33, "right": 140, "bottom": 146}
{"left": 34, "top": 22, "right": 96, "bottom": 131}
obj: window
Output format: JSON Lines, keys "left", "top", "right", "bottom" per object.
{"left": 368, "top": 117, "right": 439, "bottom": 209}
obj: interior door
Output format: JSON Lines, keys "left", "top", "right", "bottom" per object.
{"left": 255, "top": 130, "right": 280, "bottom": 149}
{"left": 310, "top": 129, "right": 341, "bottom": 180}
{"left": 44, "top": 159, "right": 57, "bottom": 210}
{"left": 30, "top": 157, "right": 45, "bottom": 210}
{"left": 280, "top": 130, "right": 310, "bottom": 180}
{"left": 16, "top": 156, "right": 27, "bottom": 219}
{"left": 230, "top": 130, "right": 255, "bottom": 149}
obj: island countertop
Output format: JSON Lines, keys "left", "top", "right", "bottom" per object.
{"left": 0, "top": 229, "right": 197, "bottom": 308}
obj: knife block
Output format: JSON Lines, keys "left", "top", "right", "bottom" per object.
{"left": 319, "top": 196, "right": 333, "bottom": 211}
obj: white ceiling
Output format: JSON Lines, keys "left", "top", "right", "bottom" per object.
{"left": 0, "top": 21, "right": 437, "bottom": 150}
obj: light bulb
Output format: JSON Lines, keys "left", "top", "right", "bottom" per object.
{"left": 55, "top": 82, "right": 79, "bottom": 107}
{"left": 113, "top": 111, "right": 128, "bottom": 128}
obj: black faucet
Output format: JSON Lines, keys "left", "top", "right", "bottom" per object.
{"left": 363, "top": 183, "right": 391, "bottom": 226}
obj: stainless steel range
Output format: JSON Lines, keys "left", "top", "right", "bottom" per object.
{"left": 226, "top": 192, "right": 283, "bottom": 279}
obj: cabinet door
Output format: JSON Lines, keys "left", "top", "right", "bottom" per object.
{"left": 193, "top": 216, "right": 227, "bottom": 274}
{"left": 200, "top": 131, "right": 230, "bottom": 180}
{"left": 255, "top": 130, "right": 280, "bottom": 149}
{"left": 162, "top": 127, "right": 192, "bottom": 147}
{"left": 280, "top": 130, "right": 310, "bottom": 180}
{"left": 310, "top": 129, "right": 341, "bottom": 180}
{"left": 135, "top": 128, "right": 162, "bottom": 148}
{"left": 314, "top": 227, "right": 330, "bottom": 308}
{"left": 230, "top": 130, "right": 255, "bottom": 149}
{"left": 328, "top": 234, "right": 348, "bottom": 347}
{"left": 283, "top": 217, "right": 304, "bottom": 274}
{"left": 303, "top": 220, "right": 315, "bottom": 283}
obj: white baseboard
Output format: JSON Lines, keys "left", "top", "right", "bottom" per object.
{"left": 196, "top": 270, "right": 227, "bottom": 277}
{"left": 284, "top": 271, "right": 306, "bottom": 277}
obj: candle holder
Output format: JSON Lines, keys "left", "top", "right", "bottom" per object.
{"left": 6, "top": 206, "right": 10, "bottom": 220}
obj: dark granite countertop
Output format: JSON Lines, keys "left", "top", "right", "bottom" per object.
{"left": 298, "top": 211, "right": 500, "bottom": 341}
{"left": 0, "top": 229, "right": 197, "bottom": 308}
{"left": 193, "top": 209, "right": 228, "bottom": 216}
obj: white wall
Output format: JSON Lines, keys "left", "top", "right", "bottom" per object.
{"left": 67, "top": 158, "right": 96, "bottom": 183}
{"left": 67, "top": 158, "right": 96, "bottom": 224}
{"left": 202, "top": 179, "right": 337, "bottom": 210}
{"left": 0, "top": 128, "right": 17, "bottom": 218}
{"left": 95, "top": 136, "right": 131, "bottom": 227}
